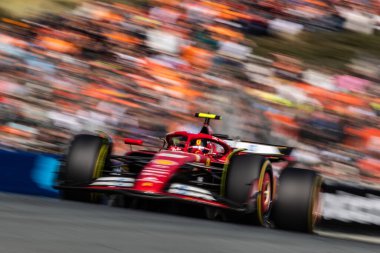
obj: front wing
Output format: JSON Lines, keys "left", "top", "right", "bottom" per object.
{"left": 55, "top": 183, "right": 248, "bottom": 212}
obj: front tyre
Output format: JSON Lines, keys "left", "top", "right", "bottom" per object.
{"left": 224, "top": 154, "right": 273, "bottom": 226}
{"left": 59, "top": 134, "right": 111, "bottom": 202}
{"left": 273, "top": 168, "right": 321, "bottom": 233}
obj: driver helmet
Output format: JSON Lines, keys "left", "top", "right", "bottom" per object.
{"left": 188, "top": 139, "right": 210, "bottom": 154}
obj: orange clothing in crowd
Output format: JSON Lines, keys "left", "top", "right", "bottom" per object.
{"left": 357, "top": 157, "right": 380, "bottom": 177}
{"left": 345, "top": 127, "right": 380, "bottom": 152}
{"left": 104, "top": 32, "right": 141, "bottom": 44}
{"left": 181, "top": 45, "right": 212, "bottom": 70}
{"left": 36, "top": 36, "right": 79, "bottom": 54}
{"left": 264, "top": 111, "right": 299, "bottom": 138}
{"left": 204, "top": 25, "right": 244, "bottom": 41}
{"left": 0, "top": 126, "right": 32, "bottom": 138}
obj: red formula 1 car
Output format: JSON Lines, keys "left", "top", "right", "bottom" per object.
{"left": 55, "top": 113, "right": 321, "bottom": 233}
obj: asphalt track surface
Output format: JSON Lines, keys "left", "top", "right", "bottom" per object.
{"left": 0, "top": 193, "right": 379, "bottom": 253}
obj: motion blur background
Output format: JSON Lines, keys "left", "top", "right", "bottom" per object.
{"left": 0, "top": 0, "right": 379, "bottom": 190}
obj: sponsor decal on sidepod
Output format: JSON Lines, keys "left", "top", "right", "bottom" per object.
{"left": 152, "top": 159, "right": 178, "bottom": 166}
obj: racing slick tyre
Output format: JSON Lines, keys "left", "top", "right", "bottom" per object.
{"left": 59, "top": 134, "right": 111, "bottom": 202}
{"left": 224, "top": 154, "right": 273, "bottom": 226}
{"left": 273, "top": 168, "right": 321, "bottom": 233}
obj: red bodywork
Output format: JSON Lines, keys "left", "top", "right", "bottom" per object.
{"left": 134, "top": 151, "right": 207, "bottom": 192}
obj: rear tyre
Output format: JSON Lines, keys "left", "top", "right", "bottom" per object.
{"left": 273, "top": 168, "right": 321, "bottom": 233}
{"left": 59, "top": 134, "right": 111, "bottom": 202}
{"left": 224, "top": 154, "right": 273, "bottom": 226}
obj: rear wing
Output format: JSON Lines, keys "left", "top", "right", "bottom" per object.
{"left": 223, "top": 139, "right": 293, "bottom": 157}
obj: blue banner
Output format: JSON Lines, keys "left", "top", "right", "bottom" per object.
{"left": 0, "top": 149, "right": 60, "bottom": 197}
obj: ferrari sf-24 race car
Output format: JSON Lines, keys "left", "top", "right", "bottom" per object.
{"left": 55, "top": 113, "right": 321, "bottom": 233}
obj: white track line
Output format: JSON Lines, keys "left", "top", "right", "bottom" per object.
{"left": 316, "top": 230, "right": 380, "bottom": 244}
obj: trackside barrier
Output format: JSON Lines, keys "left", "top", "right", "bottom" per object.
{"left": 320, "top": 179, "right": 380, "bottom": 233}
{"left": 0, "top": 149, "right": 59, "bottom": 197}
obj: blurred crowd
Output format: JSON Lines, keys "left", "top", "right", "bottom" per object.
{"left": 0, "top": 0, "right": 379, "bottom": 186}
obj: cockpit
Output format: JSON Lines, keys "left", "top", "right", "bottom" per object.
{"left": 165, "top": 113, "right": 229, "bottom": 159}
{"left": 166, "top": 133, "right": 227, "bottom": 159}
